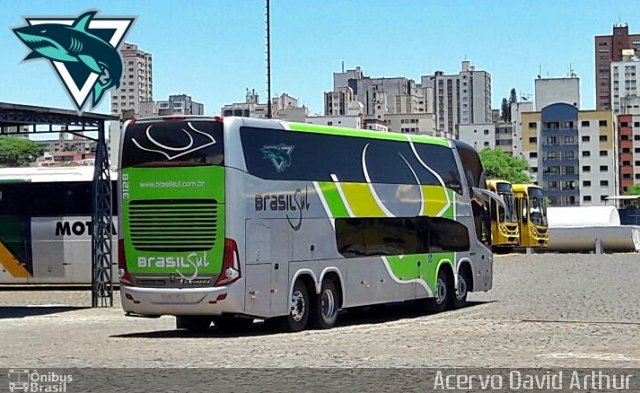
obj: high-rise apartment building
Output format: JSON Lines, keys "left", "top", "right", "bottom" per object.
{"left": 521, "top": 104, "right": 617, "bottom": 206}
{"left": 111, "top": 43, "right": 153, "bottom": 115}
{"left": 431, "top": 61, "right": 492, "bottom": 137}
{"left": 595, "top": 25, "right": 640, "bottom": 110}
{"left": 109, "top": 43, "right": 153, "bottom": 168}
{"left": 610, "top": 49, "right": 640, "bottom": 114}
{"left": 616, "top": 114, "right": 640, "bottom": 193}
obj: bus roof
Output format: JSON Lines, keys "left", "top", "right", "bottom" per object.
{"left": 512, "top": 183, "right": 542, "bottom": 193}
{"left": 288, "top": 122, "right": 451, "bottom": 147}
{"left": 126, "top": 116, "right": 452, "bottom": 148}
{"left": 486, "top": 179, "right": 510, "bottom": 185}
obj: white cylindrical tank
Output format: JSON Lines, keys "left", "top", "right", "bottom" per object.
{"left": 548, "top": 226, "right": 640, "bottom": 252}
{"left": 547, "top": 206, "right": 620, "bottom": 228}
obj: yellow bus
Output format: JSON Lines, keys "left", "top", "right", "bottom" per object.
{"left": 486, "top": 180, "right": 519, "bottom": 252}
{"left": 512, "top": 184, "right": 549, "bottom": 248}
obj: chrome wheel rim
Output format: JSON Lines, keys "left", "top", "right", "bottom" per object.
{"left": 436, "top": 278, "right": 447, "bottom": 304}
{"left": 456, "top": 275, "right": 467, "bottom": 301}
{"left": 321, "top": 289, "right": 336, "bottom": 321}
{"left": 290, "top": 289, "right": 306, "bottom": 322}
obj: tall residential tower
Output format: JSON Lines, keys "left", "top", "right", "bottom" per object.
{"left": 595, "top": 25, "right": 640, "bottom": 110}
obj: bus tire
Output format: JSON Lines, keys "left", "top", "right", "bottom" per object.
{"left": 278, "top": 280, "right": 310, "bottom": 332}
{"left": 311, "top": 279, "right": 341, "bottom": 329}
{"left": 426, "top": 268, "right": 452, "bottom": 314}
{"left": 451, "top": 266, "right": 472, "bottom": 309}
{"left": 176, "top": 316, "right": 211, "bottom": 332}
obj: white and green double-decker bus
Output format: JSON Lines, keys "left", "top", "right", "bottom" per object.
{"left": 118, "top": 116, "right": 494, "bottom": 332}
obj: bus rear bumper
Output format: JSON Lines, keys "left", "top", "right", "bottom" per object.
{"left": 120, "top": 285, "right": 243, "bottom": 316}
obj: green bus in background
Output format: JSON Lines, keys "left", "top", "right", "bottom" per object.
{"left": 118, "top": 116, "right": 496, "bottom": 332}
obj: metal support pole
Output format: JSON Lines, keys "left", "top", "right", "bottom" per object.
{"left": 266, "top": 0, "right": 272, "bottom": 119}
{"left": 91, "top": 121, "right": 113, "bottom": 307}
{"left": 595, "top": 238, "right": 602, "bottom": 255}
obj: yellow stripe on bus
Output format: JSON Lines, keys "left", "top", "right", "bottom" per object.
{"left": 420, "top": 185, "right": 449, "bottom": 217}
{"left": 340, "top": 183, "right": 387, "bottom": 217}
{"left": 0, "top": 241, "right": 31, "bottom": 278}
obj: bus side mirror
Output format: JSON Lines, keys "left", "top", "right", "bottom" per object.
{"left": 522, "top": 199, "right": 528, "bottom": 224}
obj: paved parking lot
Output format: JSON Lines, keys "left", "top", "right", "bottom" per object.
{"left": 0, "top": 253, "right": 639, "bottom": 368}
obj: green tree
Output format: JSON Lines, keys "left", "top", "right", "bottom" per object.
{"left": 500, "top": 98, "right": 509, "bottom": 121}
{"left": 625, "top": 184, "right": 640, "bottom": 195}
{"left": 479, "top": 148, "right": 531, "bottom": 183}
{"left": 509, "top": 88, "right": 518, "bottom": 104}
{"left": 0, "top": 137, "right": 44, "bottom": 167}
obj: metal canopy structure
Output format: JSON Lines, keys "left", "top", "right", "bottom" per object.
{"left": 0, "top": 102, "right": 118, "bottom": 307}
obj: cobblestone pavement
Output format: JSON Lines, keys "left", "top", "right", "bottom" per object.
{"left": 0, "top": 254, "right": 638, "bottom": 368}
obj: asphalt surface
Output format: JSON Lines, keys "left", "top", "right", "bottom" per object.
{"left": 0, "top": 253, "right": 639, "bottom": 368}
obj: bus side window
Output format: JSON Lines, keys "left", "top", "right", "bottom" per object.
{"left": 522, "top": 198, "right": 528, "bottom": 223}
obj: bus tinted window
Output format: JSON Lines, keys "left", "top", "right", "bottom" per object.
{"left": 0, "top": 181, "right": 118, "bottom": 216}
{"left": 121, "top": 120, "right": 224, "bottom": 168}
{"left": 335, "top": 216, "right": 469, "bottom": 257}
{"left": 414, "top": 144, "right": 463, "bottom": 194}
{"left": 241, "top": 127, "right": 460, "bottom": 190}
{"left": 363, "top": 140, "right": 439, "bottom": 186}
{"left": 453, "top": 140, "right": 485, "bottom": 190}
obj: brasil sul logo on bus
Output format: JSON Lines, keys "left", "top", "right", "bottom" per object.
{"left": 13, "top": 10, "right": 135, "bottom": 114}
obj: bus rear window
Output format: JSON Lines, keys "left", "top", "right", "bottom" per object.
{"left": 121, "top": 120, "right": 224, "bottom": 168}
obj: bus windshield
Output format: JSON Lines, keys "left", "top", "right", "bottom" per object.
{"left": 528, "top": 187, "right": 547, "bottom": 226}
{"left": 494, "top": 182, "right": 516, "bottom": 223}
{"left": 500, "top": 193, "right": 517, "bottom": 223}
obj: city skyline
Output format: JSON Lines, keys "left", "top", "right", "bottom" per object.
{"left": 3, "top": 1, "right": 640, "bottom": 116}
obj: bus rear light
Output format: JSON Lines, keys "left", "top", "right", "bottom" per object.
{"left": 214, "top": 116, "right": 224, "bottom": 123}
{"left": 118, "top": 239, "right": 132, "bottom": 285}
{"left": 124, "top": 293, "right": 139, "bottom": 304}
{"left": 214, "top": 238, "right": 240, "bottom": 286}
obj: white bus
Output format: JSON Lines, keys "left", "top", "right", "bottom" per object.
{"left": 118, "top": 116, "right": 495, "bottom": 332}
{"left": 0, "top": 166, "right": 117, "bottom": 284}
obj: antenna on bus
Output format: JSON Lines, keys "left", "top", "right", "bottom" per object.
{"left": 265, "top": 0, "right": 272, "bottom": 119}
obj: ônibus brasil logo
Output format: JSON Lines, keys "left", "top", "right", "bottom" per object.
{"left": 13, "top": 10, "right": 135, "bottom": 114}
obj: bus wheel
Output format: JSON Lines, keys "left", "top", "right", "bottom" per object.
{"left": 426, "top": 269, "right": 451, "bottom": 314}
{"left": 451, "top": 267, "right": 472, "bottom": 309}
{"left": 311, "top": 279, "right": 341, "bottom": 329}
{"left": 278, "top": 280, "right": 310, "bottom": 332}
{"left": 176, "top": 316, "right": 211, "bottom": 332}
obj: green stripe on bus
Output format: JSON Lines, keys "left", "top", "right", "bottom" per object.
{"left": 288, "top": 122, "right": 450, "bottom": 147}
{"left": 318, "top": 181, "right": 349, "bottom": 218}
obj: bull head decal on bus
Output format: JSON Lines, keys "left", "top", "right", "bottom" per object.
{"left": 131, "top": 122, "right": 216, "bottom": 160}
